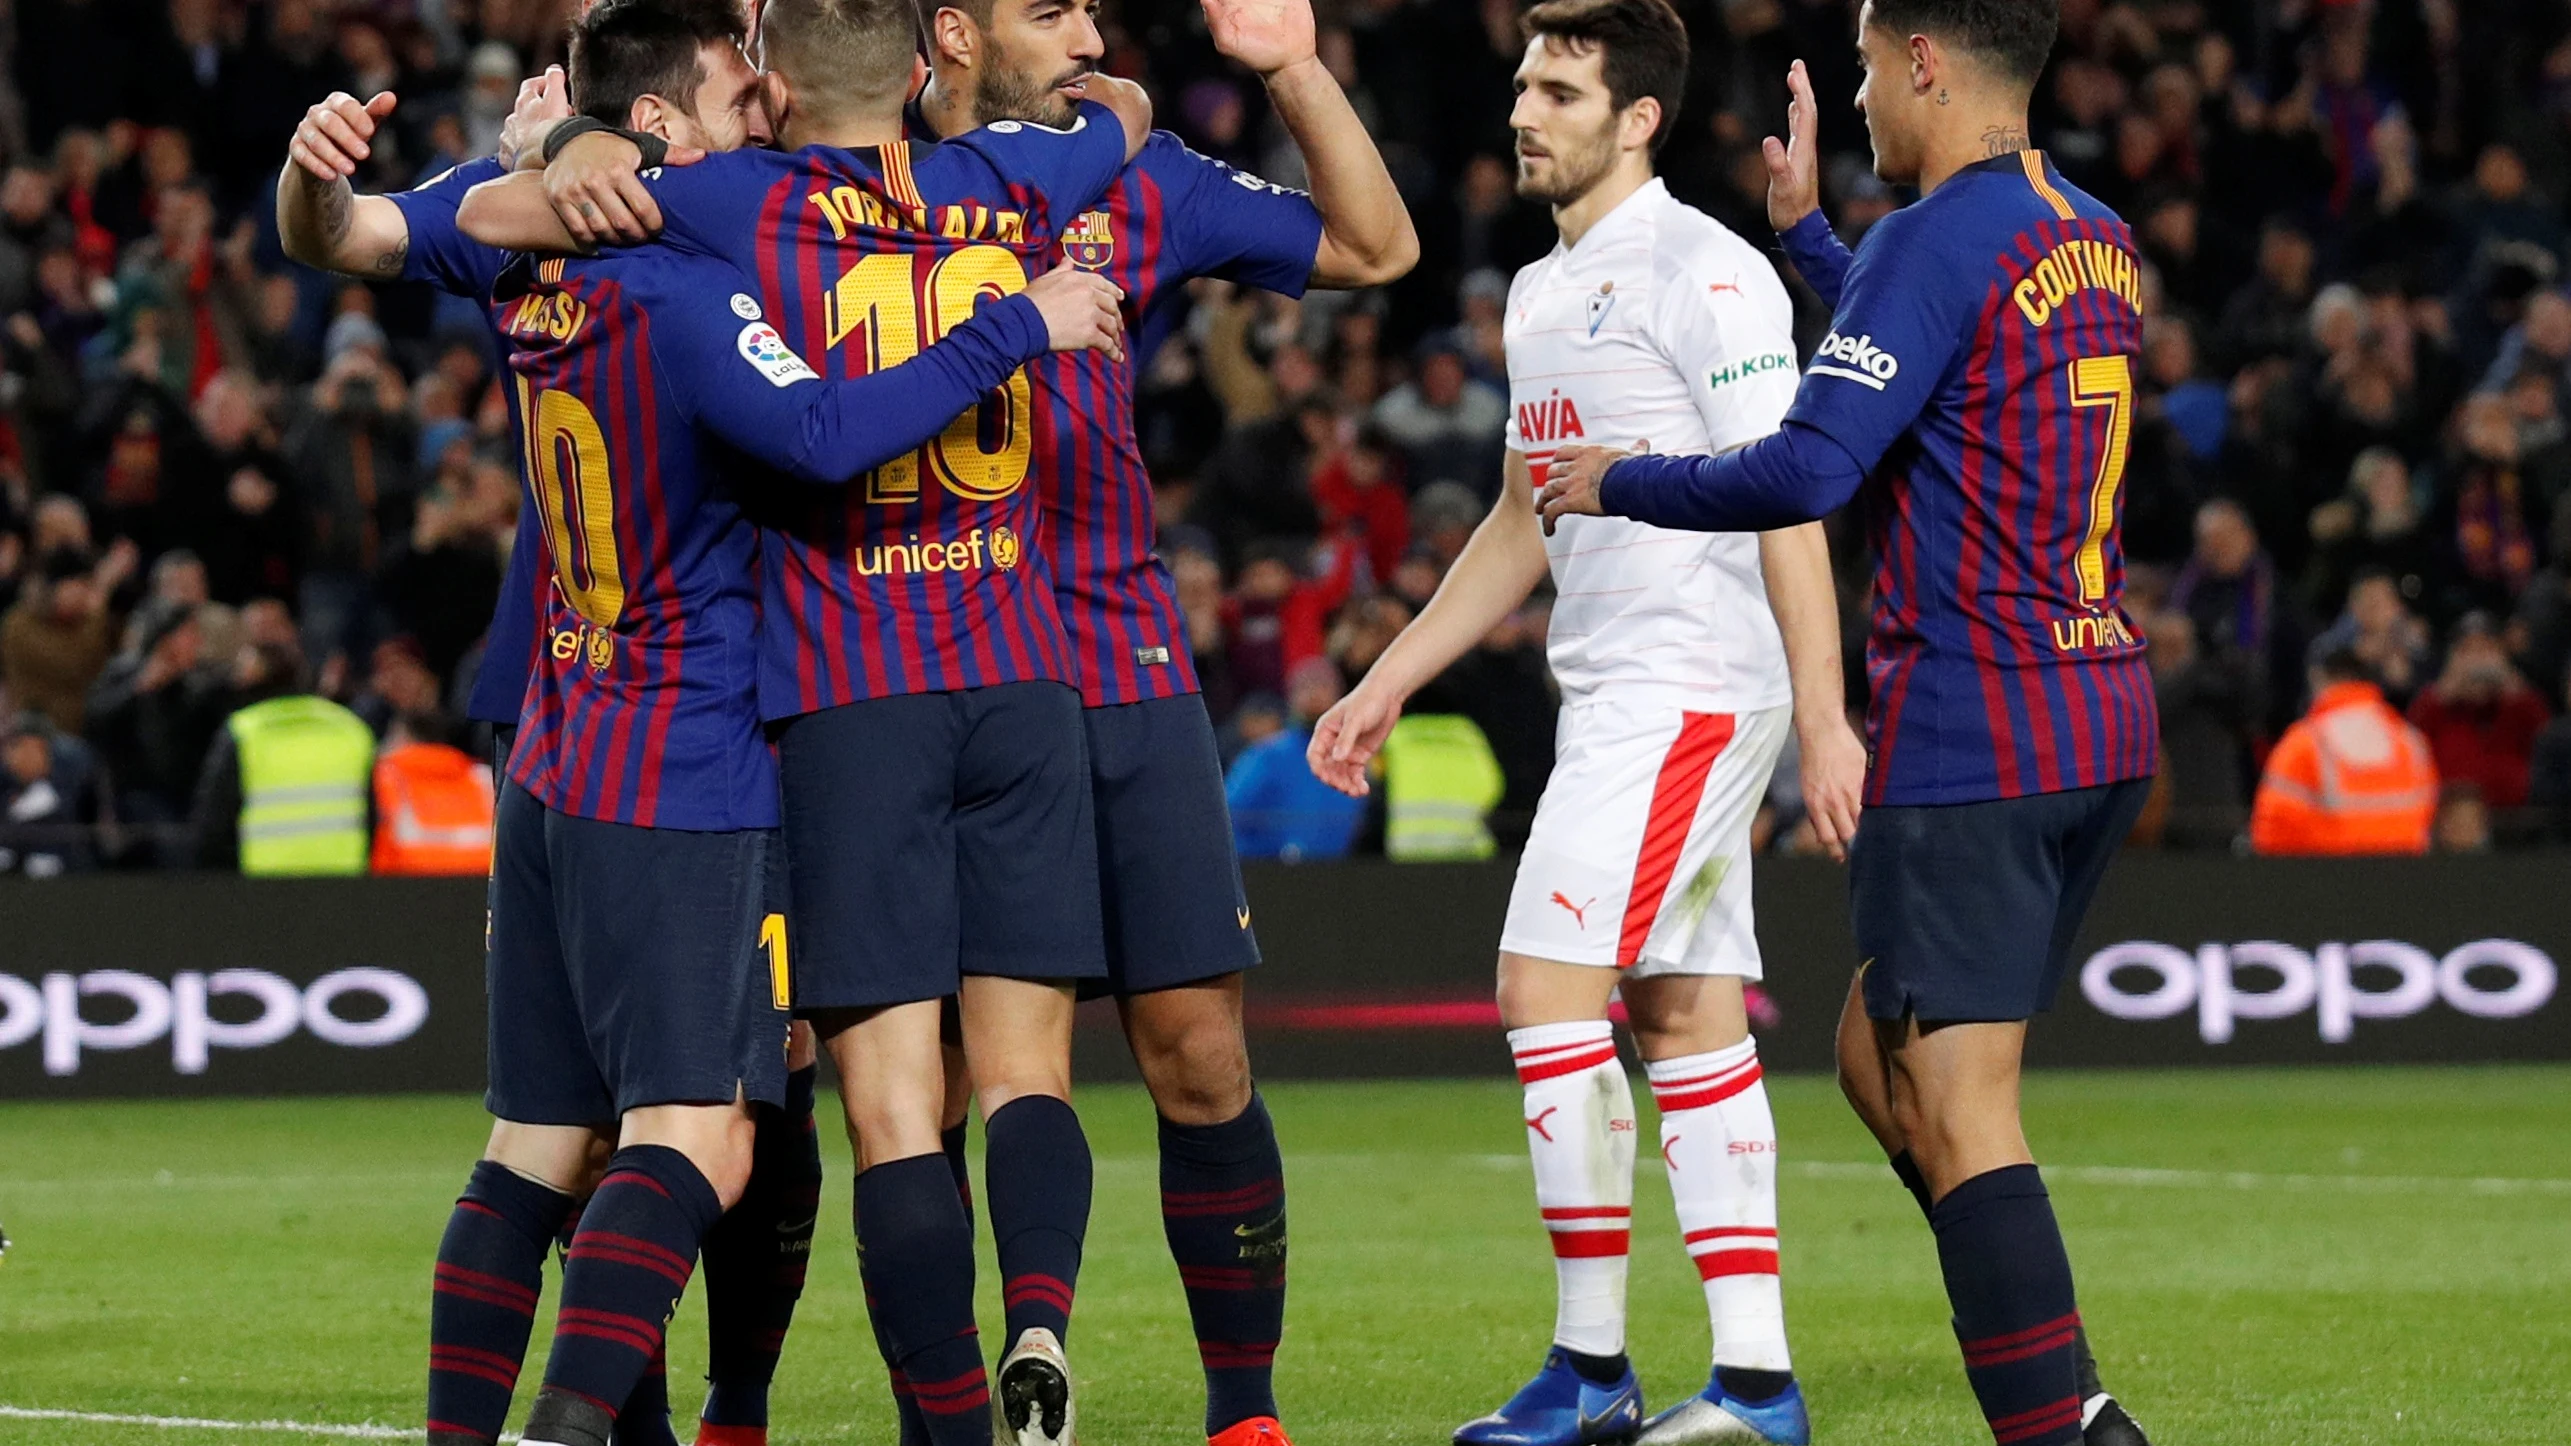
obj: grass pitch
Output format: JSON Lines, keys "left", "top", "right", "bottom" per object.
{"left": 2, "top": 1067, "right": 2567, "bottom": 1445}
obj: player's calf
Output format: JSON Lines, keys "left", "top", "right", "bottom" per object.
{"left": 520, "top": 1110, "right": 753, "bottom": 1446}
{"left": 696, "top": 1055, "right": 825, "bottom": 1446}
{"left": 426, "top": 1157, "right": 582, "bottom": 1446}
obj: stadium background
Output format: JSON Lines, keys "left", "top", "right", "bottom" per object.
{"left": 2, "top": 0, "right": 2568, "bottom": 1443}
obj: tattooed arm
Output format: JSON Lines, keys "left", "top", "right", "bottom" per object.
{"left": 277, "top": 92, "right": 417, "bottom": 276}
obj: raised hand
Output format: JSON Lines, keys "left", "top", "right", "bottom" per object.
{"left": 1202, "top": 0, "right": 1318, "bottom": 77}
{"left": 1023, "top": 261, "right": 1128, "bottom": 362}
{"left": 498, "top": 66, "right": 571, "bottom": 170}
{"left": 1763, "top": 59, "right": 1821, "bottom": 232}
{"left": 291, "top": 92, "right": 397, "bottom": 181}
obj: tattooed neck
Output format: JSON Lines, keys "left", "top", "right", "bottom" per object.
{"left": 1982, "top": 125, "right": 2031, "bottom": 158}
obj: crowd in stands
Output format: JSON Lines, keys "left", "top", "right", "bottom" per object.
{"left": 5, "top": 0, "right": 2571, "bottom": 874}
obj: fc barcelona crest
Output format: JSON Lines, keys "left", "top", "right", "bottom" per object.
{"left": 1062, "top": 210, "right": 1115, "bottom": 270}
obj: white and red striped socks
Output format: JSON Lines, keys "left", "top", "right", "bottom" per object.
{"left": 1508, "top": 1020, "right": 1637, "bottom": 1358}
{"left": 1648, "top": 1038, "right": 1791, "bottom": 1373}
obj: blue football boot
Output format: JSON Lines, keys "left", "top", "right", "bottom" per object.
{"left": 1454, "top": 1348, "right": 1646, "bottom": 1446}
{"left": 1634, "top": 1376, "right": 1808, "bottom": 1446}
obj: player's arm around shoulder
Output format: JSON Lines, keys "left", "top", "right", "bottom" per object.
{"left": 1309, "top": 451, "right": 1549, "bottom": 797}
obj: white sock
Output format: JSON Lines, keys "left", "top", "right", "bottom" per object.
{"left": 1510, "top": 1019, "right": 1635, "bottom": 1358}
{"left": 1649, "top": 1038, "right": 1791, "bottom": 1374}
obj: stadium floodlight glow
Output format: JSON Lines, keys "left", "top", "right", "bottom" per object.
{"left": 0, "top": 967, "right": 432, "bottom": 1077}
{"left": 2078, "top": 939, "right": 2558, "bottom": 1044}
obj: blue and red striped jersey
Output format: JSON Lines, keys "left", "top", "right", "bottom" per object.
{"left": 1030, "top": 132, "right": 1321, "bottom": 706}
{"left": 491, "top": 242, "right": 1057, "bottom": 829}
{"left": 1605, "top": 152, "right": 2157, "bottom": 805}
{"left": 386, "top": 159, "right": 548, "bottom": 730}
{"left": 638, "top": 106, "right": 1130, "bottom": 719}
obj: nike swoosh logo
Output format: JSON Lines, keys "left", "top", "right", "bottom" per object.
{"left": 775, "top": 1214, "right": 818, "bottom": 1236}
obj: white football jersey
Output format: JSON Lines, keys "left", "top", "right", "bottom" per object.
{"left": 1504, "top": 178, "right": 1801, "bottom": 708}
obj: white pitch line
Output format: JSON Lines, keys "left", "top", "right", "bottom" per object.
{"left": 0, "top": 1405, "right": 448, "bottom": 1439}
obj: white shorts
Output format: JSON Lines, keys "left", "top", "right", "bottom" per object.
{"left": 1500, "top": 699, "right": 1788, "bottom": 978}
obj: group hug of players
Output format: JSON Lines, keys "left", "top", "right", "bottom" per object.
{"left": 280, "top": 0, "right": 2162, "bottom": 1443}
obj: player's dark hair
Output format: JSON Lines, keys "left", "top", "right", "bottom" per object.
{"left": 2313, "top": 644, "right": 2375, "bottom": 687}
{"left": 569, "top": 0, "right": 748, "bottom": 127}
{"left": 761, "top": 0, "right": 922, "bottom": 124}
{"left": 1520, "top": 0, "right": 1690, "bottom": 153}
{"left": 1866, "top": 0, "right": 2059, "bottom": 89}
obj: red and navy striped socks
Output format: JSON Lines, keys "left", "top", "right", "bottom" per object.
{"left": 427, "top": 1161, "right": 576, "bottom": 1445}
{"left": 1929, "top": 1164, "right": 2086, "bottom": 1446}
{"left": 856, "top": 1153, "right": 990, "bottom": 1446}
{"left": 697, "top": 1065, "right": 824, "bottom": 1445}
{"left": 1158, "top": 1093, "right": 1289, "bottom": 1436}
{"left": 987, "top": 1095, "right": 1090, "bottom": 1353}
{"left": 520, "top": 1145, "right": 725, "bottom": 1446}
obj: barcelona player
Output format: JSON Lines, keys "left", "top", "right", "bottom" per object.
{"left": 1539, "top": 4, "right": 2156, "bottom": 1445}
{"left": 520, "top": 0, "right": 1412, "bottom": 1436}
{"left": 462, "top": 5, "right": 1151, "bottom": 1442}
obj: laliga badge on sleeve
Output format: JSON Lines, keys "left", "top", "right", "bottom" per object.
{"left": 737, "top": 322, "right": 819, "bottom": 387}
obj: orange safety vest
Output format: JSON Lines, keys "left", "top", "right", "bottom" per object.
{"left": 2248, "top": 682, "right": 2438, "bottom": 856}
{"left": 371, "top": 742, "right": 497, "bottom": 876}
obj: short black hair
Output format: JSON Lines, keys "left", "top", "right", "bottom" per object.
{"left": 2313, "top": 645, "right": 2375, "bottom": 687}
{"left": 569, "top": 0, "right": 748, "bottom": 127}
{"left": 1521, "top": 0, "right": 1691, "bottom": 153}
{"left": 1866, "top": 0, "right": 2059, "bottom": 89}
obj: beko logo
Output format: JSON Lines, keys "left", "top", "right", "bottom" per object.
{"left": 2079, "top": 940, "right": 2555, "bottom": 1044}
{"left": 1810, "top": 332, "right": 1900, "bottom": 389}
{"left": 0, "top": 968, "right": 430, "bottom": 1076}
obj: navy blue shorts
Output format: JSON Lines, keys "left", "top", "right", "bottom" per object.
{"left": 778, "top": 680, "right": 1103, "bottom": 1012}
{"left": 1851, "top": 778, "right": 2151, "bottom": 1024}
{"left": 485, "top": 781, "right": 791, "bottom": 1123}
{"left": 1084, "top": 694, "right": 1260, "bottom": 999}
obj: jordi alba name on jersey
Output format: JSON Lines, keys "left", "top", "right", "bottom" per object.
{"left": 1027, "top": 131, "right": 1321, "bottom": 708}
{"left": 1791, "top": 152, "right": 2158, "bottom": 805}
{"left": 640, "top": 106, "right": 1130, "bottom": 718}
{"left": 1503, "top": 179, "right": 1796, "bottom": 709}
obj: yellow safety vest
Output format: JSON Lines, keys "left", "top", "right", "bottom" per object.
{"left": 229, "top": 695, "right": 376, "bottom": 877}
{"left": 1379, "top": 713, "right": 1505, "bottom": 862}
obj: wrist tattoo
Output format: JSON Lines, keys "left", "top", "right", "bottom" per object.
{"left": 1981, "top": 125, "right": 2031, "bottom": 157}
{"left": 316, "top": 176, "right": 354, "bottom": 242}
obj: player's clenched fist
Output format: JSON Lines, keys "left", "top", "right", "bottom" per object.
{"left": 291, "top": 92, "right": 396, "bottom": 181}
{"left": 1534, "top": 443, "right": 1629, "bottom": 533}
{"left": 1023, "top": 262, "right": 1128, "bottom": 363}
{"left": 1305, "top": 680, "right": 1400, "bottom": 798}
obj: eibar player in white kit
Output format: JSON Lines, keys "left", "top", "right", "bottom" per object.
{"left": 1308, "top": 2, "right": 1863, "bottom": 1444}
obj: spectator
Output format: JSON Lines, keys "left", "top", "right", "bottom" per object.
{"left": 2171, "top": 498, "right": 2304, "bottom": 738}
{"left": 1310, "top": 421, "right": 1409, "bottom": 585}
{"left": 2433, "top": 783, "right": 2493, "bottom": 853}
{"left": 1, "top": 545, "right": 120, "bottom": 731}
{"left": 2147, "top": 609, "right": 2258, "bottom": 843}
{"left": 374, "top": 437, "right": 503, "bottom": 686}
{"left": 1378, "top": 709, "right": 1505, "bottom": 862}
{"left": 1370, "top": 330, "right": 1505, "bottom": 497}
{"left": 2250, "top": 648, "right": 2438, "bottom": 857}
{"left": 370, "top": 710, "right": 496, "bottom": 876}
{"left": 284, "top": 325, "right": 419, "bottom": 671}
{"left": 1226, "top": 658, "right": 1365, "bottom": 862}
{"left": 2214, "top": 216, "right": 2318, "bottom": 371}
{"left": 82, "top": 594, "right": 231, "bottom": 853}
{"left": 2431, "top": 393, "right": 2550, "bottom": 621}
{"left": 1409, "top": 604, "right": 1555, "bottom": 847}
{"left": 191, "top": 636, "right": 375, "bottom": 875}
{"left": 2306, "top": 567, "right": 2433, "bottom": 707}
{"left": 2406, "top": 613, "right": 2552, "bottom": 810}
{"left": 2304, "top": 448, "right": 2437, "bottom": 619}
{"left": 0, "top": 710, "right": 106, "bottom": 877}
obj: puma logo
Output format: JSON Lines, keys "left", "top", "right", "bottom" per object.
{"left": 1707, "top": 277, "right": 1744, "bottom": 297}
{"left": 1549, "top": 891, "right": 1596, "bottom": 928}
{"left": 1526, "top": 1106, "right": 1560, "bottom": 1142}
